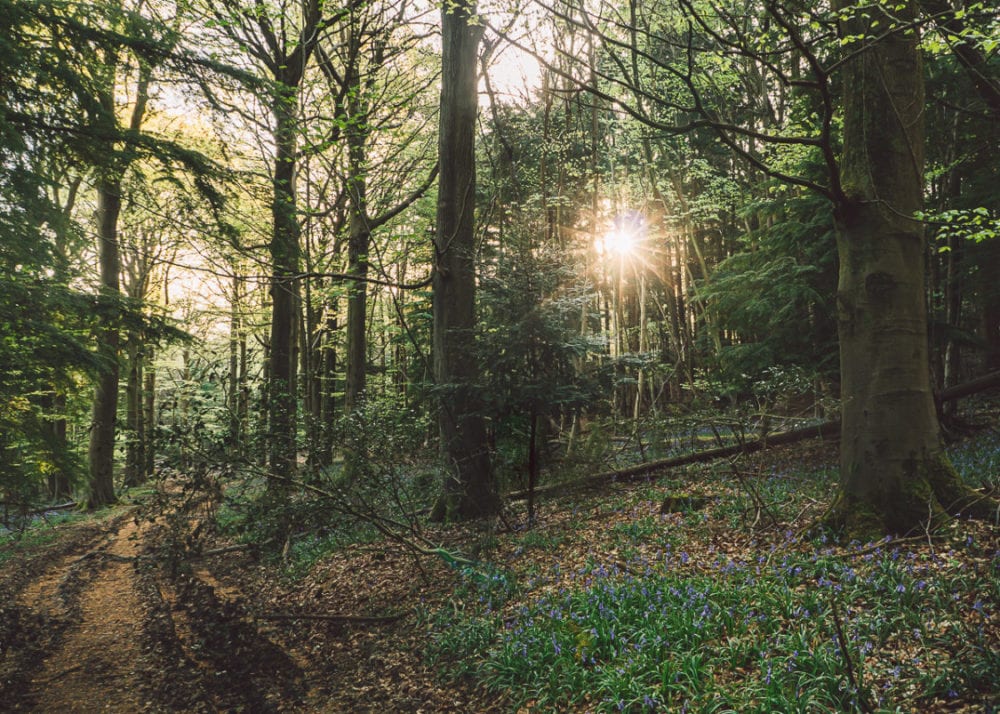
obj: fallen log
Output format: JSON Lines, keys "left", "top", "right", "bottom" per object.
{"left": 937, "top": 370, "right": 1000, "bottom": 404}
{"left": 0, "top": 501, "right": 77, "bottom": 515}
{"left": 506, "top": 419, "right": 840, "bottom": 502}
{"left": 506, "top": 370, "right": 1000, "bottom": 503}
{"left": 195, "top": 543, "right": 255, "bottom": 558}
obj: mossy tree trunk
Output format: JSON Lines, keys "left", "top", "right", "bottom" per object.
{"left": 431, "top": 0, "right": 499, "bottom": 521}
{"left": 829, "top": 0, "right": 989, "bottom": 534}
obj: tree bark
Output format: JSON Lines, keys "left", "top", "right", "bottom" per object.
{"left": 344, "top": 125, "right": 370, "bottom": 415}
{"left": 87, "top": 178, "right": 122, "bottom": 508}
{"left": 123, "top": 333, "right": 144, "bottom": 487}
{"left": 268, "top": 87, "right": 302, "bottom": 482}
{"left": 430, "top": 0, "right": 499, "bottom": 521}
{"left": 829, "top": 0, "right": 989, "bottom": 534}
{"left": 143, "top": 345, "right": 156, "bottom": 480}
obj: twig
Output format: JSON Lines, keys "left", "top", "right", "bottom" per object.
{"left": 194, "top": 543, "right": 254, "bottom": 558}
{"left": 829, "top": 596, "right": 874, "bottom": 714}
{"left": 836, "top": 535, "right": 930, "bottom": 560}
{"left": 34, "top": 664, "right": 84, "bottom": 684}
{"left": 256, "top": 612, "right": 405, "bottom": 625}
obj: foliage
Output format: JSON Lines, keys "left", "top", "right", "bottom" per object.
{"left": 217, "top": 394, "right": 438, "bottom": 569}
{"left": 695, "top": 185, "right": 838, "bottom": 398}
{"left": 920, "top": 207, "right": 1000, "bottom": 248}
{"left": 465, "top": 544, "right": 997, "bottom": 712}
{"left": 478, "top": 243, "right": 604, "bottom": 483}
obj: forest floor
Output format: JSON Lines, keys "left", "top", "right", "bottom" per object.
{"left": 1, "top": 422, "right": 998, "bottom": 712}
{"left": 0, "top": 479, "right": 495, "bottom": 712}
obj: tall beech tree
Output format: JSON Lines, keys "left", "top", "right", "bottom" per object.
{"left": 431, "top": 0, "right": 499, "bottom": 520}
{"left": 314, "top": 3, "right": 439, "bottom": 418}
{"left": 86, "top": 6, "right": 155, "bottom": 508}
{"left": 826, "top": 0, "right": 991, "bottom": 531}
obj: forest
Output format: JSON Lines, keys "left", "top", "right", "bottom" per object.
{"left": 1, "top": 0, "right": 998, "bottom": 710}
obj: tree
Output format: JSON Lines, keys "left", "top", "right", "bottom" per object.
{"left": 826, "top": 0, "right": 990, "bottom": 531}
{"left": 313, "top": 5, "right": 439, "bottom": 419}
{"left": 197, "top": 0, "right": 334, "bottom": 481}
{"left": 85, "top": 1, "right": 161, "bottom": 508}
{"left": 430, "top": 0, "right": 499, "bottom": 521}
{"left": 517, "top": 0, "right": 997, "bottom": 533}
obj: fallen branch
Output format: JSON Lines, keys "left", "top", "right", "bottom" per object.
{"left": 507, "top": 420, "right": 840, "bottom": 502}
{"left": 937, "top": 369, "right": 1000, "bottom": 405}
{"left": 509, "top": 370, "right": 1000, "bottom": 503}
{"left": 256, "top": 611, "right": 405, "bottom": 625}
{"left": 0, "top": 501, "right": 77, "bottom": 515}
{"left": 268, "top": 474, "right": 481, "bottom": 572}
{"left": 34, "top": 664, "right": 84, "bottom": 684}
{"left": 194, "top": 543, "right": 255, "bottom": 558}
{"left": 830, "top": 596, "right": 875, "bottom": 713}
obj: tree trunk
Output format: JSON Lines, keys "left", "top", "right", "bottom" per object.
{"left": 44, "top": 391, "right": 72, "bottom": 501}
{"left": 430, "top": 0, "right": 498, "bottom": 521}
{"left": 229, "top": 272, "right": 243, "bottom": 454}
{"left": 344, "top": 134, "right": 370, "bottom": 415}
{"left": 316, "top": 305, "right": 338, "bottom": 466}
{"left": 124, "top": 333, "right": 144, "bottom": 487}
{"left": 268, "top": 88, "right": 301, "bottom": 482}
{"left": 829, "top": 0, "right": 988, "bottom": 534}
{"left": 87, "top": 178, "right": 122, "bottom": 508}
{"left": 143, "top": 346, "right": 156, "bottom": 480}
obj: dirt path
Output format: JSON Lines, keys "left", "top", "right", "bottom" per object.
{"left": 24, "top": 518, "right": 147, "bottom": 712}
{"left": 0, "top": 484, "right": 498, "bottom": 713}
{"left": 2, "top": 501, "right": 310, "bottom": 713}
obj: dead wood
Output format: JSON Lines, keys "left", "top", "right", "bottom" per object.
{"left": 507, "top": 420, "right": 840, "bottom": 502}
{"left": 73, "top": 550, "right": 142, "bottom": 564}
{"left": 194, "top": 543, "right": 255, "bottom": 558}
{"left": 508, "top": 370, "right": 1000, "bottom": 504}
{"left": 936, "top": 370, "right": 1000, "bottom": 405}
{"left": 255, "top": 612, "right": 405, "bottom": 625}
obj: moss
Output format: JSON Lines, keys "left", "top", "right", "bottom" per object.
{"left": 659, "top": 494, "right": 709, "bottom": 514}
{"left": 825, "top": 448, "right": 999, "bottom": 540}
{"left": 821, "top": 491, "right": 886, "bottom": 542}
{"left": 883, "top": 465, "right": 950, "bottom": 535}
{"left": 927, "top": 450, "right": 999, "bottom": 520}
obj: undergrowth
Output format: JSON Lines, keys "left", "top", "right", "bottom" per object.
{"left": 424, "top": 428, "right": 1000, "bottom": 712}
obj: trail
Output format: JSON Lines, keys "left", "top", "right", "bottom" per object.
{"left": 24, "top": 518, "right": 147, "bottom": 712}
{"left": 0, "top": 482, "right": 501, "bottom": 713}
{"left": 3, "top": 498, "right": 308, "bottom": 713}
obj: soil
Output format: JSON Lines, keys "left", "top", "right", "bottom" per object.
{"left": 0, "top": 487, "right": 498, "bottom": 713}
